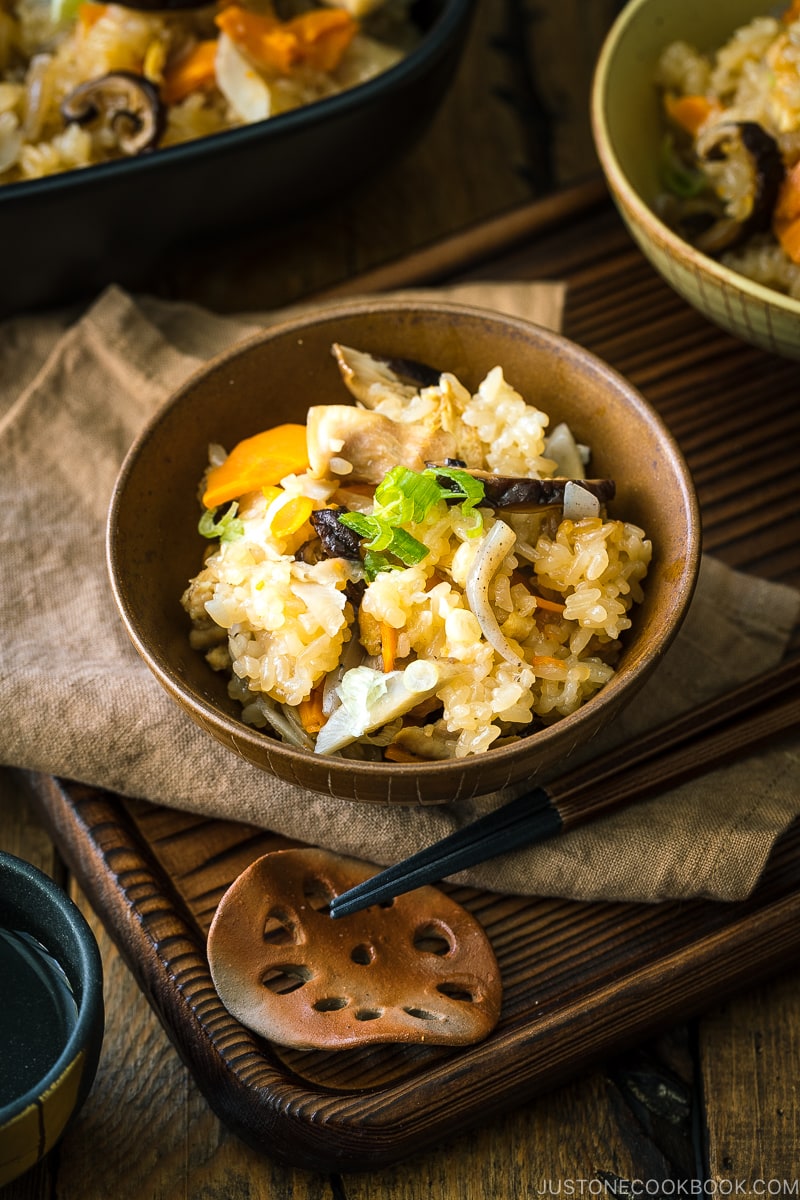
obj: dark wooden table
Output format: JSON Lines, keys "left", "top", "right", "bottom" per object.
{"left": 3, "top": 0, "right": 800, "bottom": 1194}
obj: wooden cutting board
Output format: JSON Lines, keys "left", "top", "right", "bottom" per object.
{"left": 28, "top": 185, "right": 800, "bottom": 1174}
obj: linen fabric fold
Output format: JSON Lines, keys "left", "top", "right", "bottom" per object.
{"left": 1, "top": 282, "right": 798, "bottom": 904}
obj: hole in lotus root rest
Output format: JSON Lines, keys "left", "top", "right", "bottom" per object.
{"left": 301, "top": 874, "right": 336, "bottom": 913}
{"left": 354, "top": 1009, "right": 383, "bottom": 1022}
{"left": 412, "top": 921, "right": 454, "bottom": 956}
{"left": 262, "top": 964, "right": 312, "bottom": 994}
{"left": 437, "top": 981, "right": 478, "bottom": 1003}
{"left": 313, "top": 997, "right": 350, "bottom": 1013}
{"left": 263, "top": 908, "right": 297, "bottom": 946}
{"left": 350, "top": 943, "right": 375, "bottom": 966}
{"left": 404, "top": 1007, "right": 447, "bottom": 1022}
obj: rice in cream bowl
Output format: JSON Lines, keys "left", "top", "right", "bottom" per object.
{"left": 180, "top": 342, "right": 652, "bottom": 764}
{"left": 654, "top": 2, "right": 800, "bottom": 297}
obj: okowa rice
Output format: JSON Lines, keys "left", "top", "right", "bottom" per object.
{"left": 181, "top": 345, "right": 652, "bottom": 763}
{"left": 655, "top": 6, "right": 800, "bottom": 297}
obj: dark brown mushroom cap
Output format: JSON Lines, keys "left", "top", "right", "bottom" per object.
{"left": 428, "top": 464, "right": 615, "bottom": 510}
{"left": 309, "top": 506, "right": 363, "bottom": 559}
{"left": 371, "top": 354, "right": 441, "bottom": 390}
{"left": 694, "top": 120, "right": 784, "bottom": 255}
{"left": 60, "top": 71, "right": 165, "bottom": 155}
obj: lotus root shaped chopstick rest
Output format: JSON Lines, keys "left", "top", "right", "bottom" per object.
{"left": 207, "top": 847, "right": 502, "bottom": 1050}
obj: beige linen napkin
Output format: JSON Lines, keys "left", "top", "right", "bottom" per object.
{"left": 1, "top": 282, "right": 798, "bottom": 905}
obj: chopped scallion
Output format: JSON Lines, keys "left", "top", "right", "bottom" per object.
{"left": 426, "top": 466, "right": 485, "bottom": 534}
{"left": 337, "top": 464, "right": 486, "bottom": 580}
{"left": 198, "top": 503, "right": 245, "bottom": 543}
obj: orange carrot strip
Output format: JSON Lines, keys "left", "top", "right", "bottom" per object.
{"left": 384, "top": 744, "right": 425, "bottom": 763}
{"left": 783, "top": 0, "right": 800, "bottom": 21}
{"left": 380, "top": 621, "right": 398, "bottom": 673}
{"left": 298, "top": 685, "right": 326, "bottom": 734}
{"left": 773, "top": 161, "right": 800, "bottom": 264}
{"left": 78, "top": 2, "right": 107, "bottom": 30}
{"left": 268, "top": 494, "right": 314, "bottom": 539}
{"left": 775, "top": 160, "right": 800, "bottom": 221}
{"left": 215, "top": 6, "right": 296, "bottom": 72}
{"left": 162, "top": 40, "right": 218, "bottom": 105}
{"left": 533, "top": 595, "right": 566, "bottom": 614}
{"left": 531, "top": 655, "right": 567, "bottom": 670}
{"left": 214, "top": 4, "right": 357, "bottom": 74}
{"left": 663, "top": 93, "right": 719, "bottom": 137}
{"left": 202, "top": 423, "right": 309, "bottom": 509}
{"left": 774, "top": 216, "right": 800, "bottom": 264}
{"left": 285, "top": 8, "right": 358, "bottom": 72}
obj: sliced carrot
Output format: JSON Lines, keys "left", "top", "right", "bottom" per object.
{"left": 298, "top": 685, "right": 326, "bottom": 734}
{"left": 663, "top": 93, "right": 719, "bottom": 137}
{"left": 384, "top": 744, "right": 425, "bottom": 763}
{"left": 530, "top": 655, "right": 566, "bottom": 670}
{"left": 782, "top": 0, "right": 800, "bottom": 20}
{"left": 775, "top": 159, "right": 800, "bottom": 221}
{"left": 533, "top": 595, "right": 566, "bottom": 614}
{"left": 380, "top": 621, "right": 398, "bottom": 673}
{"left": 78, "top": 2, "right": 107, "bottom": 30}
{"left": 202, "top": 423, "right": 309, "bottom": 509}
{"left": 773, "top": 160, "right": 800, "bottom": 263}
{"left": 162, "top": 40, "right": 218, "bottom": 105}
{"left": 285, "top": 8, "right": 358, "bottom": 73}
{"left": 215, "top": 7, "right": 296, "bottom": 72}
{"left": 214, "top": 4, "right": 357, "bottom": 75}
{"left": 267, "top": 494, "right": 314, "bottom": 539}
{"left": 774, "top": 216, "right": 800, "bottom": 264}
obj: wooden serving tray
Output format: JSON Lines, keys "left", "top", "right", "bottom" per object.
{"left": 28, "top": 184, "right": 800, "bottom": 1174}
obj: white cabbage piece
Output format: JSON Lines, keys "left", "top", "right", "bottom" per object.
{"left": 215, "top": 32, "right": 271, "bottom": 123}
{"left": 544, "top": 421, "right": 588, "bottom": 479}
{"left": 314, "top": 660, "right": 452, "bottom": 755}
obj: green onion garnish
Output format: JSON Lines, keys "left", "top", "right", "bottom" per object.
{"left": 338, "top": 464, "right": 485, "bottom": 580}
{"left": 428, "top": 466, "right": 485, "bottom": 534}
{"left": 198, "top": 503, "right": 245, "bottom": 543}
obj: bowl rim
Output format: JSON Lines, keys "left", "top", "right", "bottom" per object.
{"left": 106, "top": 295, "right": 701, "bottom": 795}
{"left": 590, "top": 0, "right": 800, "bottom": 319}
{"left": 0, "top": 850, "right": 104, "bottom": 1125}
{"left": 0, "top": 0, "right": 475, "bottom": 207}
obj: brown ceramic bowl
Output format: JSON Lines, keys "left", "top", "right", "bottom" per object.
{"left": 106, "top": 299, "right": 700, "bottom": 805}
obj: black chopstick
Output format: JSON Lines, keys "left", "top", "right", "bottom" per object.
{"left": 328, "top": 656, "right": 800, "bottom": 918}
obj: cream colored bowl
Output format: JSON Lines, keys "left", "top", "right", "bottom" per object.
{"left": 591, "top": 0, "right": 800, "bottom": 359}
